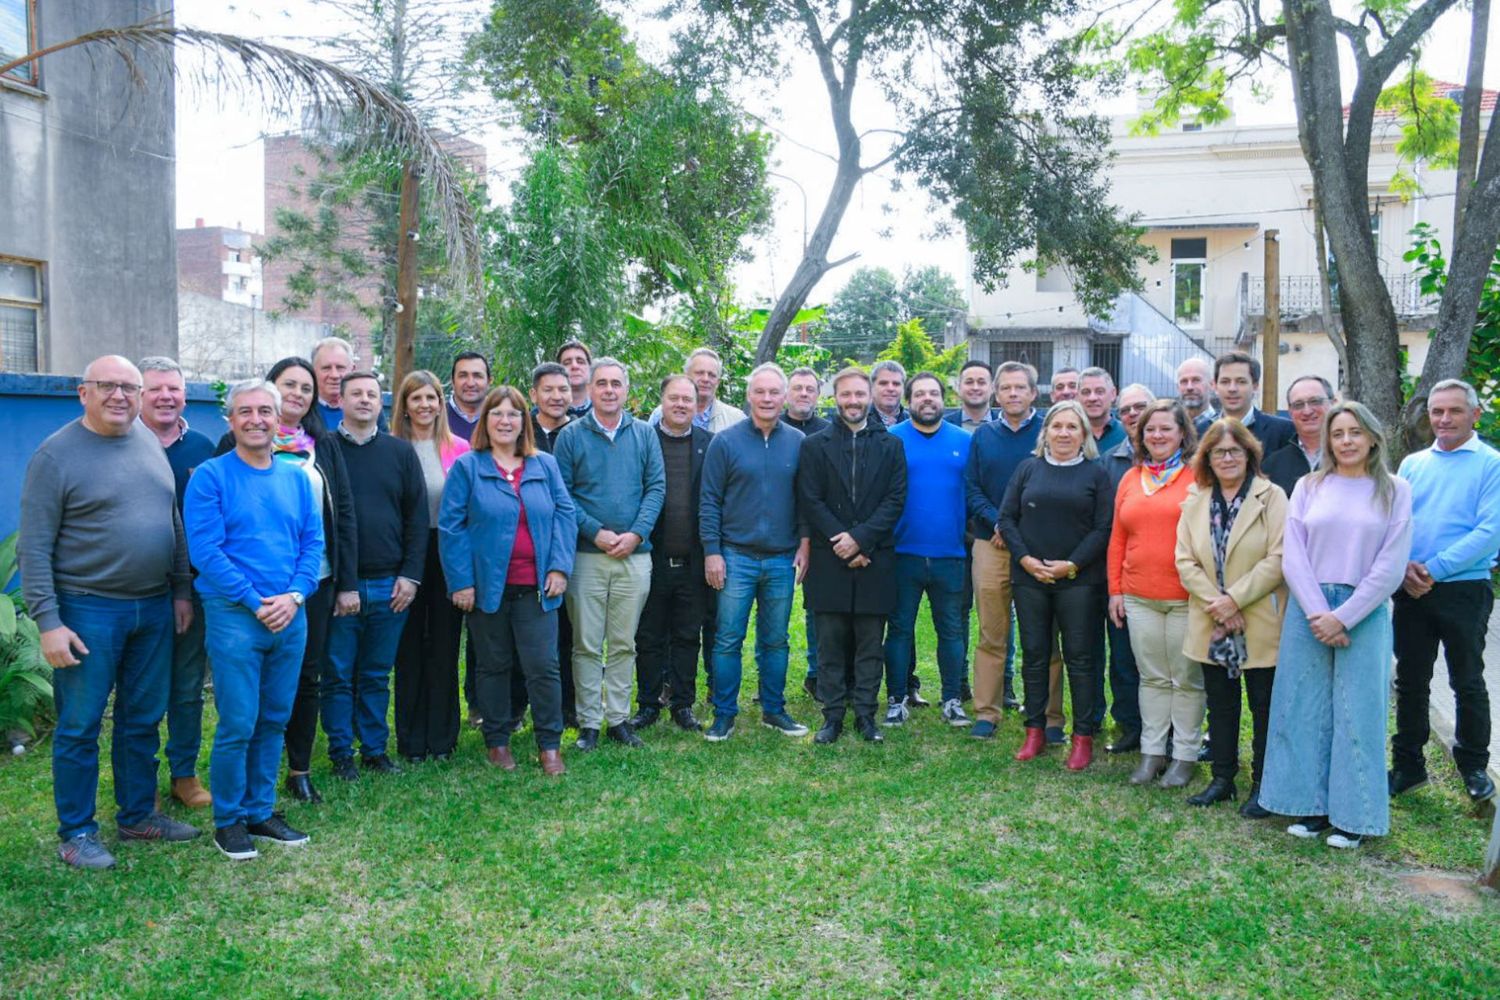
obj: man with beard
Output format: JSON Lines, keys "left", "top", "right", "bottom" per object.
{"left": 885, "top": 373, "right": 973, "bottom": 728}
{"left": 800, "top": 368, "right": 907, "bottom": 744}
{"left": 782, "top": 367, "right": 830, "bottom": 699}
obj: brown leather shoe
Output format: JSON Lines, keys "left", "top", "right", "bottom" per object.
{"left": 171, "top": 776, "right": 213, "bottom": 808}
{"left": 486, "top": 746, "right": 516, "bottom": 772}
{"left": 1159, "top": 758, "right": 1198, "bottom": 789}
{"left": 538, "top": 749, "right": 566, "bottom": 776}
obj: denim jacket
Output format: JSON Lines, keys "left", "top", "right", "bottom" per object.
{"left": 438, "top": 450, "right": 578, "bottom": 613}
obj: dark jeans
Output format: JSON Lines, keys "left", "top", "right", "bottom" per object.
{"left": 816, "top": 613, "right": 885, "bottom": 721}
{"left": 1107, "top": 618, "right": 1142, "bottom": 732}
{"left": 1201, "top": 663, "right": 1275, "bottom": 782}
{"left": 51, "top": 593, "right": 172, "bottom": 840}
{"left": 1014, "top": 583, "right": 1103, "bottom": 736}
{"left": 1392, "top": 582, "right": 1495, "bottom": 773}
{"left": 884, "top": 554, "right": 968, "bottom": 703}
{"left": 469, "top": 587, "right": 564, "bottom": 751}
{"left": 284, "top": 578, "right": 334, "bottom": 773}
{"left": 394, "top": 532, "right": 463, "bottom": 758}
{"left": 321, "top": 576, "right": 409, "bottom": 761}
{"left": 635, "top": 554, "right": 709, "bottom": 711}
{"left": 803, "top": 590, "right": 819, "bottom": 681}
{"left": 503, "top": 601, "right": 575, "bottom": 728}
{"left": 164, "top": 593, "right": 209, "bottom": 778}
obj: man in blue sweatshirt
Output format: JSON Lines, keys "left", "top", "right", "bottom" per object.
{"left": 185, "top": 380, "right": 324, "bottom": 860}
{"left": 886, "top": 373, "right": 973, "bottom": 728}
{"left": 1390, "top": 379, "right": 1500, "bottom": 805}
{"left": 553, "top": 358, "right": 666, "bottom": 751}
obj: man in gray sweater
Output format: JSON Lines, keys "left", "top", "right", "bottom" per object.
{"left": 20, "top": 355, "right": 200, "bottom": 870}
{"left": 553, "top": 357, "right": 666, "bottom": 751}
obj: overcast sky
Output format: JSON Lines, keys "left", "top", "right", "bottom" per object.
{"left": 175, "top": 1, "right": 1499, "bottom": 310}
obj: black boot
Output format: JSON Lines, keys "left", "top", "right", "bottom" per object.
{"left": 814, "top": 717, "right": 843, "bottom": 744}
{"left": 1187, "top": 776, "right": 1238, "bottom": 807}
{"left": 1105, "top": 727, "right": 1141, "bottom": 754}
{"left": 1002, "top": 679, "right": 1019, "bottom": 711}
{"left": 854, "top": 716, "right": 884, "bottom": 743}
{"left": 1239, "top": 781, "right": 1271, "bottom": 818}
{"left": 628, "top": 705, "right": 661, "bottom": 729}
{"left": 284, "top": 773, "right": 322, "bottom": 804}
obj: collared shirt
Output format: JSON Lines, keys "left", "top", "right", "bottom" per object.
{"left": 567, "top": 398, "right": 593, "bottom": 418}
{"left": 1299, "top": 439, "right": 1321, "bottom": 470}
{"left": 447, "top": 395, "right": 481, "bottom": 441}
{"left": 338, "top": 422, "right": 379, "bottom": 447}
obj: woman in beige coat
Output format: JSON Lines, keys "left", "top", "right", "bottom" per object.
{"left": 1175, "top": 418, "right": 1288, "bottom": 817}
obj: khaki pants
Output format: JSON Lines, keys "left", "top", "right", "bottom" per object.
{"left": 971, "top": 540, "right": 1063, "bottom": 726}
{"left": 566, "top": 552, "right": 651, "bottom": 729}
{"left": 1124, "top": 595, "right": 1203, "bottom": 759}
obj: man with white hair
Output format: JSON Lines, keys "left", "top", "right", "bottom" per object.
{"left": 311, "top": 337, "right": 356, "bottom": 430}
{"left": 21, "top": 355, "right": 199, "bottom": 869}
{"left": 137, "top": 356, "right": 217, "bottom": 809}
{"left": 650, "top": 346, "right": 747, "bottom": 433}
{"left": 185, "top": 380, "right": 324, "bottom": 860}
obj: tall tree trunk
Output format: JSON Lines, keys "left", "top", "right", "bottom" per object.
{"left": 1452, "top": 0, "right": 1490, "bottom": 242}
{"left": 1311, "top": 199, "right": 1348, "bottom": 384}
{"left": 1284, "top": 0, "right": 1403, "bottom": 434}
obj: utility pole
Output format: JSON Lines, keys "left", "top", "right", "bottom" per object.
{"left": 1262, "top": 230, "right": 1280, "bottom": 413}
{"left": 393, "top": 160, "right": 419, "bottom": 389}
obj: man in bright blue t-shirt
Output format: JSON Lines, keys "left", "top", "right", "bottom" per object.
{"left": 185, "top": 380, "right": 324, "bottom": 861}
{"left": 1391, "top": 378, "right": 1500, "bottom": 806}
{"left": 885, "top": 372, "right": 975, "bottom": 729}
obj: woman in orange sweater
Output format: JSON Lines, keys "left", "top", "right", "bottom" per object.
{"left": 1108, "top": 400, "right": 1202, "bottom": 789}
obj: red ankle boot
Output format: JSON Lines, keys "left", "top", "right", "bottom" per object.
{"left": 1014, "top": 727, "right": 1046, "bottom": 761}
{"left": 1065, "top": 734, "right": 1094, "bottom": 771}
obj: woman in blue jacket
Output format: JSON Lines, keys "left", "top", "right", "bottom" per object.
{"left": 440, "top": 386, "right": 577, "bottom": 775}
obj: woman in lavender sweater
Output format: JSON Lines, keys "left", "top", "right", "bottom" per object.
{"left": 1259, "top": 402, "right": 1412, "bottom": 849}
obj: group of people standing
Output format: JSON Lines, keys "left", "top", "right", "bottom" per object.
{"left": 18, "top": 336, "right": 1498, "bottom": 869}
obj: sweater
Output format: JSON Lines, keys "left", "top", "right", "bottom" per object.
{"left": 1397, "top": 434, "right": 1500, "bottom": 582}
{"left": 1107, "top": 468, "right": 1193, "bottom": 600}
{"left": 183, "top": 451, "right": 324, "bottom": 609}
{"left": 781, "top": 411, "right": 831, "bottom": 436}
{"left": 1281, "top": 473, "right": 1412, "bottom": 630}
{"left": 160, "top": 423, "right": 217, "bottom": 511}
{"left": 700, "top": 418, "right": 804, "bottom": 555}
{"left": 332, "top": 428, "right": 430, "bottom": 581}
{"left": 964, "top": 410, "right": 1043, "bottom": 538}
{"left": 19, "top": 420, "right": 191, "bottom": 631}
{"left": 1093, "top": 416, "right": 1127, "bottom": 455}
{"left": 998, "top": 456, "right": 1114, "bottom": 589}
{"left": 553, "top": 411, "right": 666, "bottom": 553}
{"left": 890, "top": 420, "right": 970, "bottom": 558}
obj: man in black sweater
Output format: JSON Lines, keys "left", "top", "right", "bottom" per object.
{"left": 799, "top": 367, "right": 908, "bottom": 744}
{"left": 1263, "top": 375, "right": 1334, "bottom": 498}
{"left": 322, "top": 372, "right": 429, "bottom": 779}
{"left": 632, "top": 374, "right": 714, "bottom": 732}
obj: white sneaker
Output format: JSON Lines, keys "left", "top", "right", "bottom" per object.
{"left": 1325, "top": 829, "right": 1364, "bottom": 850}
{"left": 882, "top": 698, "right": 910, "bottom": 727}
{"left": 941, "top": 699, "right": 973, "bottom": 727}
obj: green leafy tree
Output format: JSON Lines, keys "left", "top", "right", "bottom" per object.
{"left": 877, "top": 319, "right": 969, "bottom": 391}
{"left": 1405, "top": 225, "right": 1500, "bottom": 442}
{"left": 669, "top": 0, "right": 1151, "bottom": 365}
{"left": 1089, "top": 0, "right": 1500, "bottom": 453}
{"left": 823, "top": 266, "right": 967, "bottom": 362}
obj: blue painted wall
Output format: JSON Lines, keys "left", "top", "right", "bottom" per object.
{"left": 0, "top": 374, "right": 229, "bottom": 543}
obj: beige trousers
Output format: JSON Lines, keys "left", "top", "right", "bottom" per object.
{"left": 566, "top": 552, "right": 651, "bottom": 729}
{"left": 1124, "top": 595, "right": 1204, "bottom": 759}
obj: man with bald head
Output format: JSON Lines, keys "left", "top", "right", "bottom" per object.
{"left": 1175, "top": 357, "right": 1213, "bottom": 424}
{"left": 21, "top": 356, "right": 200, "bottom": 869}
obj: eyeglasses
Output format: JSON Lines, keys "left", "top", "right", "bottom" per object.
{"left": 1210, "top": 447, "right": 1246, "bottom": 461}
{"left": 83, "top": 380, "right": 142, "bottom": 398}
{"left": 1118, "top": 403, "right": 1149, "bottom": 415}
{"left": 1288, "top": 396, "right": 1330, "bottom": 412}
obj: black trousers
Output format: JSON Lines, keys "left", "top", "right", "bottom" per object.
{"left": 816, "top": 613, "right": 885, "bottom": 721}
{"left": 1201, "top": 663, "right": 1275, "bottom": 782}
{"left": 635, "top": 555, "right": 709, "bottom": 710}
{"left": 284, "top": 577, "right": 335, "bottom": 773}
{"left": 1392, "top": 581, "right": 1495, "bottom": 773}
{"left": 394, "top": 531, "right": 463, "bottom": 758}
{"left": 505, "top": 601, "right": 574, "bottom": 729}
{"left": 1013, "top": 583, "right": 1103, "bottom": 736}
{"left": 469, "top": 586, "right": 564, "bottom": 751}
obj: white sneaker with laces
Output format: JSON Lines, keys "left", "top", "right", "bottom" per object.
{"left": 882, "top": 698, "right": 910, "bottom": 727}
{"left": 941, "top": 698, "right": 973, "bottom": 727}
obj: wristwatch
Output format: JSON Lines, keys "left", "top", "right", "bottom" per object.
{"left": 290, "top": 592, "right": 304, "bottom": 607}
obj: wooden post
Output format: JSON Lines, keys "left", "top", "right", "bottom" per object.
{"left": 1262, "top": 229, "right": 1281, "bottom": 412}
{"left": 392, "top": 160, "right": 420, "bottom": 389}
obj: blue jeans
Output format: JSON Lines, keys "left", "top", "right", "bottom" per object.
{"left": 321, "top": 577, "right": 409, "bottom": 760}
{"left": 51, "top": 593, "right": 173, "bottom": 840}
{"left": 885, "top": 555, "right": 968, "bottom": 703}
{"left": 203, "top": 598, "right": 305, "bottom": 828}
{"left": 1261, "top": 585, "right": 1392, "bottom": 836}
{"left": 711, "top": 547, "right": 795, "bottom": 719}
{"left": 165, "top": 593, "right": 209, "bottom": 778}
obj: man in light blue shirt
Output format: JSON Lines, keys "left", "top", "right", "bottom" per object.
{"left": 1390, "top": 379, "right": 1500, "bottom": 806}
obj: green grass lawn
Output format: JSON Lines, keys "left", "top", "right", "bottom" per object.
{"left": 2, "top": 595, "right": 1496, "bottom": 998}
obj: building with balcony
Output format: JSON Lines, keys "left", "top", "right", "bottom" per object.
{"left": 961, "top": 84, "right": 1491, "bottom": 402}
{"left": 177, "top": 220, "right": 264, "bottom": 308}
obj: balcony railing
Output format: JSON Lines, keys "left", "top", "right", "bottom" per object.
{"left": 1239, "top": 271, "right": 1439, "bottom": 320}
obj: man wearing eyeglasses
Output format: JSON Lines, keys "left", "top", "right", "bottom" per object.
{"left": 20, "top": 356, "right": 201, "bottom": 870}
{"left": 1263, "top": 375, "right": 1335, "bottom": 498}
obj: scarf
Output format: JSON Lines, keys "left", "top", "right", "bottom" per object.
{"left": 1207, "top": 478, "right": 1252, "bottom": 678}
{"left": 1140, "top": 449, "right": 1185, "bottom": 496}
{"left": 273, "top": 424, "right": 315, "bottom": 458}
